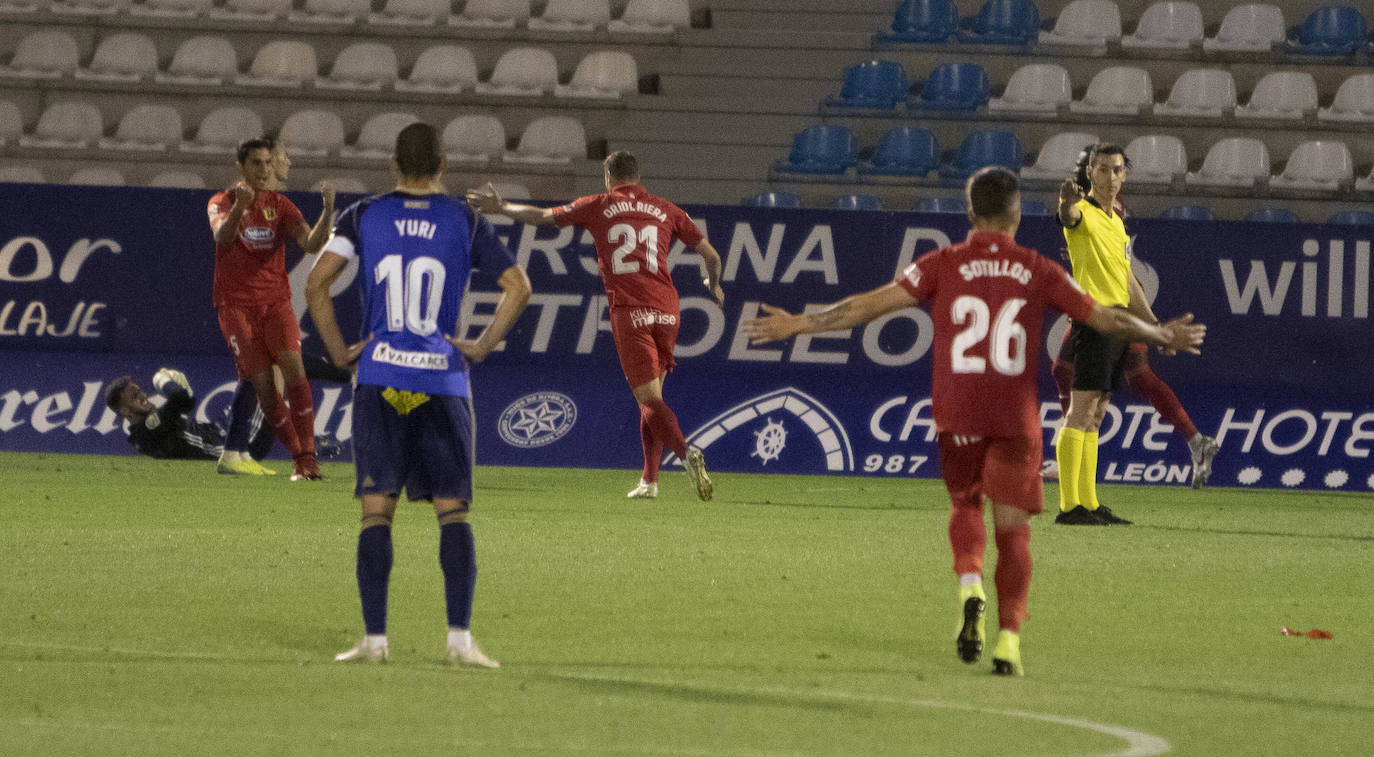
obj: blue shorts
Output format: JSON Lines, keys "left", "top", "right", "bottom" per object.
{"left": 352, "top": 384, "right": 474, "bottom": 504}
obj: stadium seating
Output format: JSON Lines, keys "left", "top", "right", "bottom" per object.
{"left": 209, "top": 0, "right": 289, "bottom": 21}
{"left": 1286, "top": 6, "right": 1368, "bottom": 55}
{"left": 825, "top": 60, "right": 909, "bottom": 111}
{"left": 450, "top": 0, "right": 529, "bottom": 28}
{"left": 1159, "top": 204, "right": 1214, "bottom": 220}
{"left": 277, "top": 109, "right": 346, "bottom": 156}
{"left": 0, "top": 30, "right": 80, "bottom": 79}
{"left": 859, "top": 126, "right": 938, "bottom": 177}
{"left": 911, "top": 62, "right": 989, "bottom": 110}
{"left": 877, "top": 0, "right": 958, "bottom": 44}
{"left": 181, "top": 106, "right": 263, "bottom": 154}
{"left": 332, "top": 177, "right": 370, "bottom": 194}
{"left": 236, "top": 41, "right": 318, "bottom": 87}
{"left": 1021, "top": 131, "right": 1099, "bottom": 181}
{"left": 442, "top": 114, "right": 507, "bottom": 163}
{"left": 289, "top": 0, "right": 368, "bottom": 23}
{"left": 157, "top": 36, "right": 238, "bottom": 85}
{"left": 77, "top": 33, "right": 158, "bottom": 83}
{"left": 0, "top": 0, "right": 39, "bottom": 11}
{"left": 1244, "top": 207, "right": 1300, "bottom": 223}
{"left": 1202, "top": 4, "right": 1285, "bottom": 52}
{"left": 608, "top": 0, "right": 691, "bottom": 33}
{"left": 0, "top": 166, "right": 46, "bottom": 183}
{"left": 1069, "top": 66, "right": 1153, "bottom": 115}
{"left": 317, "top": 43, "right": 399, "bottom": 90}
{"left": 1038, "top": 0, "right": 1122, "bottom": 51}
{"left": 988, "top": 63, "right": 1071, "bottom": 114}
{"left": 341, "top": 112, "right": 420, "bottom": 159}
{"left": 774, "top": 124, "right": 858, "bottom": 175}
{"left": 1153, "top": 69, "right": 1237, "bottom": 118}
{"left": 1121, "top": 1, "right": 1204, "bottom": 50}
{"left": 369, "top": 0, "right": 450, "bottom": 25}
{"left": 503, "top": 116, "right": 587, "bottom": 164}
{"left": 131, "top": 0, "right": 212, "bottom": 16}
{"left": 1235, "top": 72, "right": 1319, "bottom": 120}
{"left": 555, "top": 51, "right": 638, "bottom": 98}
{"left": 1269, "top": 141, "right": 1353, "bottom": 193}
{"left": 21, "top": 102, "right": 103, "bottom": 148}
{"left": 396, "top": 45, "right": 478, "bottom": 93}
{"left": 1319, "top": 74, "right": 1374, "bottom": 123}
{"left": 528, "top": 0, "right": 610, "bottom": 31}
{"left": 1125, "top": 134, "right": 1188, "bottom": 185}
{"left": 915, "top": 196, "right": 966, "bottom": 213}
{"left": 99, "top": 105, "right": 183, "bottom": 151}
{"left": 0, "top": 100, "right": 22, "bottom": 145}
{"left": 1326, "top": 210, "right": 1374, "bottom": 226}
{"left": 939, "top": 130, "right": 1022, "bottom": 178}
{"left": 831, "top": 194, "right": 884, "bottom": 211}
{"left": 957, "top": 0, "right": 1039, "bottom": 45}
{"left": 148, "top": 170, "right": 208, "bottom": 189}
{"left": 52, "top": 0, "right": 128, "bottom": 14}
{"left": 476, "top": 48, "right": 559, "bottom": 96}
{"left": 1185, "top": 138, "right": 1271, "bottom": 189}
{"left": 68, "top": 167, "right": 128, "bottom": 186}
{"left": 743, "top": 191, "right": 802, "bottom": 208}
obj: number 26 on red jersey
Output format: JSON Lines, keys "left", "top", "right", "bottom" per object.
{"left": 950, "top": 295, "right": 1028, "bottom": 376}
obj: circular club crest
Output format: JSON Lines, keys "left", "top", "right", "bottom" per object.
{"left": 497, "top": 391, "right": 578, "bottom": 448}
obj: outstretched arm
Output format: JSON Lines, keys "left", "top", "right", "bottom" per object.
{"left": 742, "top": 281, "right": 917, "bottom": 344}
{"left": 448, "top": 265, "right": 532, "bottom": 363}
{"left": 1086, "top": 306, "right": 1205, "bottom": 355}
{"left": 466, "top": 183, "right": 556, "bottom": 226}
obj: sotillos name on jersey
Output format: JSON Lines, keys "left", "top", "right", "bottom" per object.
{"left": 372, "top": 342, "right": 450, "bottom": 370}
{"left": 958, "top": 259, "right": 1032, "bottom": 285}
{"left": 601, "top": 200, "right": 668, "bottom": 223}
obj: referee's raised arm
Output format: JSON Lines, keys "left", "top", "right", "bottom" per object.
{"left": 1057, "top": 178, "right": 1084, "bottom": 228}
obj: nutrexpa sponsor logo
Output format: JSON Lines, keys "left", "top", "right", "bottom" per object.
{"left": 497, "top": 391, "right": 578, "bottom": 448}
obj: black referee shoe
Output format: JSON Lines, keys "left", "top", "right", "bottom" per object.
{"left": 1054, "top": 506, "right": 1106, "bottom": 525}
{"left": 1092, "top": 505, "right": 1133, "bottom": 525}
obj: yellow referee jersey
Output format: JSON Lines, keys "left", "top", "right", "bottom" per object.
{"left": 1062, "top": 198, "right": 1131, "bottom": 308}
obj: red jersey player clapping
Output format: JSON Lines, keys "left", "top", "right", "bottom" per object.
{"left": 467, "top": 151, "right": 724, "bottom": 501}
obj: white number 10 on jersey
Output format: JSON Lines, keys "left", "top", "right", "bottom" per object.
{"left": 375, "top": 254, "right": 446, "bottom": 335}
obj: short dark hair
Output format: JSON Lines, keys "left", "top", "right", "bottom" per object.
{"left": 966, "top": 167, "right": 1020, "bottom": 221}
{"left": 236, "top": 137, "right": 274, "bottom": 165}
{"left": 104, "top": 376, "right": 133, "bottom": 411}
{"left": 603, "top": 151, "right": 639, "bottom": 183}
{"left": 1074, "top": 142, "right": 1131, "bottom": 192}
{"left": 394, "top": 122, "right": 442, "bottom": 178}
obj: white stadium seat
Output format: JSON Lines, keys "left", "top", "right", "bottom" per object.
{"left": 76, "top": 33, "right": 160, "bottom": 83}
{"left": 132, "top": 0, "right": 212, "bottom": 17}
{"left": 396, "top": 45, "right": 478, "bottom": 93}
{"left": 20, "top": 101, "right": 104, "bottom": 148}
{"left": 0, "top": 30, "right": 81, "bottom": 79}
{"left": 488, "top": 180, "right": 531, "bottom": 199}
{"left": 341, "top": 112, "right": 420, "bottom": 159}
{"left": 1203, "top": 4, "right": 1285, "bottom": 53}
{"left": 1021, "top": 131, "right": 1100, "bottom": 181}
{"left": 182, "top": 106, "right": 263, "bottom": 154}
{"left": 1069, "top": 66, "right": 1153, "bottom": 115}
{"left": 158, "top": 36, "right": 238, "bottom": 85}
{"left": 99, "top": 104, "right": 184, "bottom": 151}
{"left": 332, "top": 177, "right": 370, "bottom": 194}
{"left": 442, "top": 114, "right": 506, "bottom": 163}
{"left": 503, "top": 116, "right": 586, "bottom": 164}
{"left": 1037, "top": 0, "right": 1122, "bottom": 52}
{"left": 1185, "top": 138, "right": 1270, "bottom": 189}
{"left": 148, "top": 170, "right": 208, "bottom": 189}
{"left": 318, "top": 43, "right": 399, "bottom": 90}
{"left": 449, "top": 0, "right": 529, "bottom": 29}
{"left": 68, "top": 167, "right": 128, "bottom": 186}
{"left": 1235, "top": 72, "right": 1318, "bottom": 120}
{"left": 1125, "top": 134, "right": 1188, "bottom": 185}
{"left": 1319, "top": 74, "right": 1374, "bottom": 124}
{"left": 236, "top": 41, "right": 318, "bottom": 87}
{"left": 1270, "top": 141, "right": 1353, "bottom": 193}
{"left": 1153, "top": 69, "right": 1236, "bottom": 118}
{"left": 988, "top": 63, "right": 1072, "bottom": 114}
{"left": 475, "top": 47, "right": 559, "bottom": 96}
{"left": 1121, "top": 1, "right": 1204, "bottom": 51}
{"left": 555, "top": 51, "right": 638, "bottom": 98}
{"left": 278, "top": 110, "right": 346, "bottom": 156}
{"left": 369, "top": 0, "right": 450, "bottom": 25}
{"left": 0, "top": 166, "right": 47, "bottom": 183}
{"left": 527, "top": 0, "right": 610, "bottom": 31}
{"left": 609, "top": 0, "right": 691, "bottom": 33}
{"left": 289, "top": 0, "right": 370, "bottom": 24}
{"left": 209, "top": 0, "right": 290, "bottom": 21}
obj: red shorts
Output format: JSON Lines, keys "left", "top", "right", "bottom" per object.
{"left": 608, "top": 305, "right": 678, "bottom": 388}
{"left": 217, "top": 299, "right": 301, "bottom": 379}
{"left": 938, "top": 432, "right": 1043, "bottom": 513}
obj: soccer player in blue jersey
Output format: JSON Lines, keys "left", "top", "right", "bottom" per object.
{"left": 306, "top": 122, "right": 531, "bottom": 666}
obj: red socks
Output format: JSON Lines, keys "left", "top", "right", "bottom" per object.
{"left": 993, "top": 525, "right": 1032, "bottom": 633}
{"left": 286, "top": 379, "right": 316, "bottom": 455}
{"left": 1126, "top": 366, "right": 1197, "bottom": 440}
{"left": 639, "top": 409, "right": 663, "bottom": 484}
{"left": 252, "top": 380, "right": 300, "bottom": 456}
{"left": 947, "top": 502, "right": 986, "bottom": 577}
{"left": 640, "top": 397, "right": 688, "bottom": 460}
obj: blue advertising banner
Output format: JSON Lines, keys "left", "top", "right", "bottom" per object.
{"left": 2, "top": 185, "right": 1371, "bottom": 492}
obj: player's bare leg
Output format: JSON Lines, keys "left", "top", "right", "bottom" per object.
{"left": 277, "top": 349, "right": 321, "bottom": 481}
{"left": 632, "top": 376, "right": 710, "bottom": 501}
{"left": 337, "top": 494, "right": 396, "bottom": 663}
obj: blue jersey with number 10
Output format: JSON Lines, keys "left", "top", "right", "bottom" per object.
{"left": 326, "top": 192, "right": 516, "bottom": 397}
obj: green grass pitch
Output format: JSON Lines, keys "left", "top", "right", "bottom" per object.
{"left": 1, "top": 452, "right": 1371, "bottom": 755}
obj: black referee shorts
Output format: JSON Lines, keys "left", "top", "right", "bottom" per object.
{"left": 1065, "top": 318, "right": 1129, "bottom": 392}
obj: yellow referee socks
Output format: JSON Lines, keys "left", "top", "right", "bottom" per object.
{"left": 1056, "top": 427, "right": 1084, "bottom": 512}
{"left": 1079, "top": 431, "right": 1100, "bottom": 511}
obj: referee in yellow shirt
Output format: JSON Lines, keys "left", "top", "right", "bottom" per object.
{"left": 1055, "top": 143, "right": 1161, "bottom": 526}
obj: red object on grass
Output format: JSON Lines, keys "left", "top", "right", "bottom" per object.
{"left": 1281, "top": 626, "right": 1333, "bottom": 639}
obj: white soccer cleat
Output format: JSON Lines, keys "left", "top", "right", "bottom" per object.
{"left": 627, "top": 480, "right": 658, "bottom": 499}
{"left": 334, "top": 637, "right": 388, "bottom": 663}
{"left": 1188, "top": 434, "right": 1220, "bottom": 489}
{"left": 684, "top": 446, "right": 713, "bottom": 501}
{"left": 448, "top": 642, "right": 499, "bottom": 668}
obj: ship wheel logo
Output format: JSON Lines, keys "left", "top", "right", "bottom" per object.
{"left": 750, "top": 417, "right": 787, "bottom": 466}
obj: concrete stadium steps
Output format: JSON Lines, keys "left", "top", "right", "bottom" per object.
{"left": 705, "top": 0, "right": 896, "bottom": 33}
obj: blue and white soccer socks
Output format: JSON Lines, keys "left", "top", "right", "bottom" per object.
{"left": 224, "top": 380, "right": 259, "bottom": 453}
{"left": 438, "top": 521, "right": 477, "bottom": 630}
{"left": 356, "top": 524, "right": 393, "bottom": 635}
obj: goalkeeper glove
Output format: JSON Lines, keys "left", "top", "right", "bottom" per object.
{"left": 153, "top": 368, "right": 191, "bottom": 396}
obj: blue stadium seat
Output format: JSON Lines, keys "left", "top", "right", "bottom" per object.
{"left": 876, "top": 0, "right": 959, "bottom": 44}
{"left": 831, "top": 194, "right": 884, "bottom": 211}
{"left": 915, "top": 196, "right": 967, "bottom": 213}
{"left": 939, "top": 129, "right": 1023, "bottom": 178}
{"left": 911, "top": 62, "right": 990, "bottom": 110}
{"left": 825, "top": 60, "right": 909, "bottom": 110}
{"left": 1326, "top": 209, "right": 1374, "bottom": 226}
{"left": 1245, "top": 207, "right": 1301, "bottom": 223}
{"left": 743, "top": 191, "right": 803, "bottom": 208}
{"left": 1286, "top": 6, "right": 1368, "bottom": 55}
{"left": 958, "top": 0, "right": 1040, "bottom": 45}
{"left": 1021, "top": 200, "right": 1051, "bottom": 216}
{"left": 1160, "top": 205, "right": 1215, "bottom": 221}
{"left": 860, "top": 126, "right": 939, "bottom": 177}
{"left": 774, "top": 124, "right": 858, "bottom": 175}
